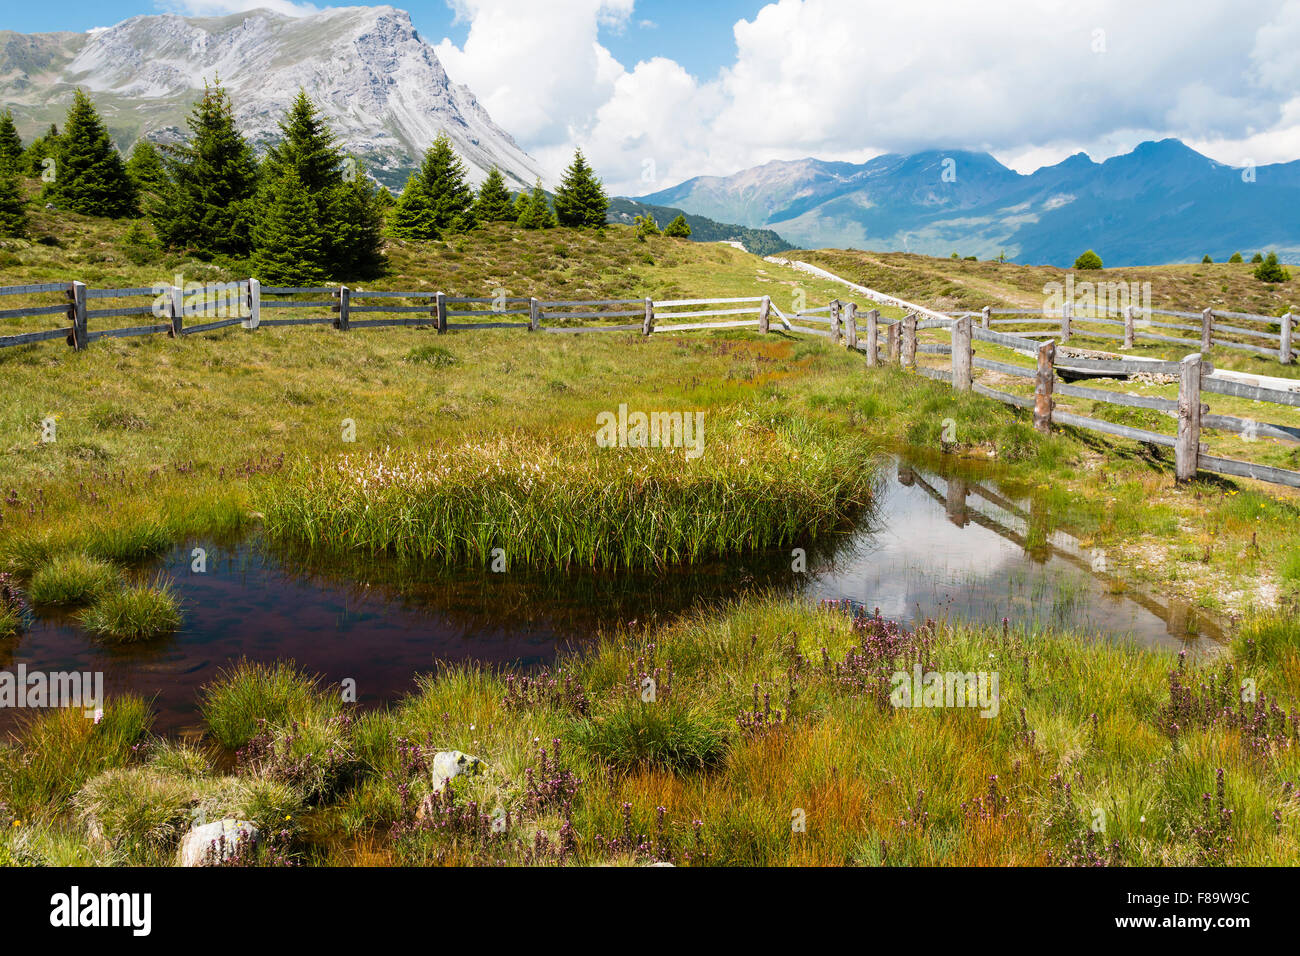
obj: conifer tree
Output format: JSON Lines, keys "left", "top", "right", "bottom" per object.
{"left": 251, "top": 168, "right": 328, "bottom": 285}
{"left": 513, "top": 190, "right": 529, "bottom": 221}
{"left": 154, "top": 81, "right": 259, "bottom": 256}
{"left": 552, "top": 149, "right": 608, "bottom": 227}
{"left": 388, "top": 133, "right": 475, "bottom": 240}
{"left": 1254, "top": 251, "right": 1291, "bottom": 283}
{"left": 43, "top": 89, "right": 137, "bottom": 217}
{"left": 264, "top": 91, "right": 344, "bottom": 196}
{"left": 472, "top": 166, "right": 515, "bottom": 223}
{"left": 23, "top": 125, "right": 59, "bottom": 178}
{"left": 516, "top": 180, "right": 556, "bottom": 229}
{"left": 0, "top": 166, "right": 27, "bottom": 237}
{"left": 125, "top": 140, "right": 167, "bottom": 201}
{"left": 663, "top": 214, "right": 691, "bottom": 238}
{"left": 328, "top": 164, "right": 387, "bottom": 278}
{"left": 390, "top": 172, "right": 437, "bottom": 240}
{"left": 0, "top": 111, "right": 23, "bottom": 171}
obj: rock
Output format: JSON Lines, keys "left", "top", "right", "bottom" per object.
{"left": 430, "top": 750, "right": 484, "bottom": 793}
{"left": 178, "top": 819, "right": 259, "bottom": 867}
{"left": 645, "top": 861, "right": 675, "bottom": 867}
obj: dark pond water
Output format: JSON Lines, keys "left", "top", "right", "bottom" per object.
{"left": 1, "top": 454, "right": 1224, "bottom": 735}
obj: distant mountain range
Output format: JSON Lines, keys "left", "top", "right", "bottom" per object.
{"left": 635, "top": 140, "right": 1300, "bottom": 267}
{"left": 0, "top": 6, "right": 546, "bottom": 191}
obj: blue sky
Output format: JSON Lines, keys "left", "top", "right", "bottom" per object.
{"left": 6, "top": 1, "right": 1300, "bottom": 194}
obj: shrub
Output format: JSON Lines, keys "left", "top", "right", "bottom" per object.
{"left": 28, "top": 554, "right": 122, "bottom": 606}
{"left": 200, "top": 659, "right": 340, "bottom": 750}
{"left": 1254, "top": 252, "right": 1291, "bottom": 283}
{"left": 1202, "top": 254, "right": 1213, "bottom": 264}
{"left": 663, "top": 214, "right": 692, "bottom": 238}
{"left": 1074, "top": 250, "right": 1103, "bottom": 270}
{"left": 1251, "top": 253, "right": 1264, "bottom": 263}
{"left": 120, "top": 219, "right": 161, "bottom": 266}
{"left": 1228, "top": 252, "right": 1243, "bottom": 263}
{"left": 78, "top": 580, "right": 182, "bottom": 642}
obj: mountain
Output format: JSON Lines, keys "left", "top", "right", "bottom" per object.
{"left": 637, "top": 140, "right": 1300, "bottom": 266}
{"left": 607, "top": 198, "right": 797, "bottom": 257}
{"left": 0, "top": 6, "right": 546, "bottom": 191}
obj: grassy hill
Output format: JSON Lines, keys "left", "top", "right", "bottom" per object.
{"left": 608, "top": 197, "right": 797, "bottom": 257}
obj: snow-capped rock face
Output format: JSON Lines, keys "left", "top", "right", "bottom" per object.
{"left": 1, "top": 6, "right": 547, "bottom": 190}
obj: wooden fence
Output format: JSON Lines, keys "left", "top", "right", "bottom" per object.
{"left": 4, "top": 275, "right": 1298, "bottom": 489}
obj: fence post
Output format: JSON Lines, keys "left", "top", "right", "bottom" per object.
{"left": 1034, "top": 339, "right": 1056, "bottom": 435}
{"left": 886, "top": 320, "right": 900, "bottom": 365}
{"left": 844, "top": 302, "right": 857, "bottom": 350}
{"left": 1123, "top": 304, "right": 1134, "bottom": 349}
{"left": 951, "top": 314, "right": 972, "bottom": 390}
{"left": 902, "top": 312, "right": 917, "bottom": 369}
{"left": 1201, "top": 308, "right": 1213, "bottom": 351}
{"left": 337, "top": 285, "right": 351, "bottom": 331}
{"left": 829, "top": 299, "right": 841, "bottom": 344}
{"left": 246, "top": 278, "right": 261, "bottom": 331}
{"left": 1282, "top": 312, "right": 1293, "bottom": 364}
{"left": 643, "top": 297, "right": 655, "bottom": 336}
{"left": 1060, "top": 300, "right": 1072, "bottom": 343}
{"left": 529, "top": 297, "right": 540, "bottom": 332}
{"left": 1176, "top": 353, "right": 1203, "bottom": 483}
{"left": 981, "top": 305, "right": 990, "bottom": 329}
{"left": 865, "top": 309, "right": 879, "bottom": 367}
{"left": 168, "top": 285, "right": 184, "bottom": 337}
{"left": 436, "top": 292, "right": 447, "bottom": 334}
{"left": 69, "top": 280, "right": 88, "bottom": 350}
{"left": 758, "top": 295, "right": 771, "bottom": 334}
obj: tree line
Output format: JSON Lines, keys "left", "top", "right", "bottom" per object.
{"left": 0, "top": 84, "right": 638, "bottom": 284}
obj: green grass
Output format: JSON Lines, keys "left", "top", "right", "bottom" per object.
{"left": 259, "top": 409, "right": 877, "bottom": 569}
{"left": 76, "top": 580, "right": 181, "bottom": 642}
{"left": 198, "top": 659, "right": 341, "bottom": 750}
{"left": 27, "top": 553, "right": 122, "bottom": 605}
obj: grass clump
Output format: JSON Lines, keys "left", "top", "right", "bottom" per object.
{"left": 77, "top": 579, "right": 181, "bottom": 642}
{"left": 200, "top": 659, "right": 341, "bottom": 750}
{"left": 0, "top": 572, "right": 25, "bottom": 637}
{"left": 0, "top": 696, "right": 152, "bottom": 819}
{"left": 260, "top": 407, "right": 877, "bottom": 569}
{"left": 572, "top": 698, "right": 730, "bottom": 773}
{"left": 27, "top": 553, "right": 122, "bottom": 606}
{"left": 405, "top": 345, "right": 457, "bottom": 367}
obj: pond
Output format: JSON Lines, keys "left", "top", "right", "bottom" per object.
{"left": 1, "top": 454, "right": 1224, "bottom": 734}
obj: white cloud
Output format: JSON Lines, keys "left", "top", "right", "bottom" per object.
{"left": 433, "top": 0, "right": 1300, "bottom": 194}
{"left": 157, "top": 0, "right": 320, "bottom": 17}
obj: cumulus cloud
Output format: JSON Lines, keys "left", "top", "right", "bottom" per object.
{"left": 432, "top": 0, "right": 1300, "bottom": 193}
{"left": 157, "top": 0, "right": 320, "bottom": 17}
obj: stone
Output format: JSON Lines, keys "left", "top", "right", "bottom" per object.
{"left": 178, "top": 819, "right": 259, "bottom": 867}
{"left": 430, "top": 750, "right": 484, "bottom": 793}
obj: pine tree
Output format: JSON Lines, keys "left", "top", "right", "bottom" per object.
{"left": 125, "top": 140, "right": 167, "bottom": 201}
{"left": 251, "top": 168, "right": 329, "bottom": 285}
{"left": 389, "top": 172, "right": 437, "bottom": 240}
{"left": 473, "top": 166, "right": 515, "bottom": 223}
{"left": 387, "top": 133, "right": 475, "bottom": 240}
{"left": 513, "top": 190, "right": 529, "bottom": 221}
{"left": 1202, "top": 254, "right": 1213, "bottom": 264}
{"left": 634, "top": 213, "right": 660, "bottom": 240}
{"left": 153, "top": 81, "right": 259, "bottom": 256}
{"left": 264, "top": 91, "right": 344, "bottom": 196}
{"left": 328, "top": 163, "right": 387, "bottom": 278}
{"left": 663, "top": 214, "right": 691, "bottom": 238}
{"left": 23, "top": 125, "right": 59, "bottom": 178}
{"left": 43, "top": 89, "right": 137, "bottom": 217}
{"left": 517, "top": 180, "right": 556, "bottom": 229}
{"left": 1228, "top": 252, "right": 1243, "bottom": 264}
{"left": 0, "top": 111, "right": 23, "bottom": 171}
{"left": 1251, "top": 253, "right": 1264, "bottom": 264}
{"left": 1254, "top": 252, "right": 1291, "bottom": 283}
{"left": 0, "top": 166, "right": 27, "bottom": 237}
{"left": 552, "top": 149, "right": 608, "bottom": 227}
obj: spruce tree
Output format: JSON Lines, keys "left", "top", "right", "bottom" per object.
{"left": 0, "top": 166, "right": 27, "bottom": 237}
{"left": 264, "top": 90, "right": 344, "bottom": 196}
{"left": 328, "top": 163, "right": 387, "bottom": 278}
{"left": 513, "top": 190, "right": 529, "bottom": 221}
{"left": 390, "top": 172, "right": 437, "bottom": 240}
{"left": 154, "top": 81, "right": 259, "bottom": 256}
{"left": 552, "top": 149, "right": 608, "bottom": 227}
{"left": 0, "top": 111, "right": 23, "bottom": 171}
{"left": 473, "top": 167, "right": 515, "bottom": 223}
{"left": 1254, "top": 252, "right": 1291, "bottom": 283}
{"left": 43, "top": 89, "right": 137, "bottom": 217}
{"left": 663, "top": 214, "right": 691, "bottom": 238}
{"left": 251, "top": 168, "right": 329, "bottom": 285}
{"left": 23, "top": 125, "right": 59, "bottom": 178}
{"left": 125, "top": 140, "right": 167, "bottom": 201}
{"left": 517, "top": 180, "right": 556, "bottom": 229}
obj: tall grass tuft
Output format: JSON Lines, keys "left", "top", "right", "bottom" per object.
{"left": 199, "top": 659, "right": 341, "bottom": 750}
{"left": 260, "top": 408, "right": 878, "bottom": 569}
{"left": 77, "top": 579, "right": 182, "bottom": 643}
{"left": 28, "top": 553, "right": 122, "bottom": 606}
